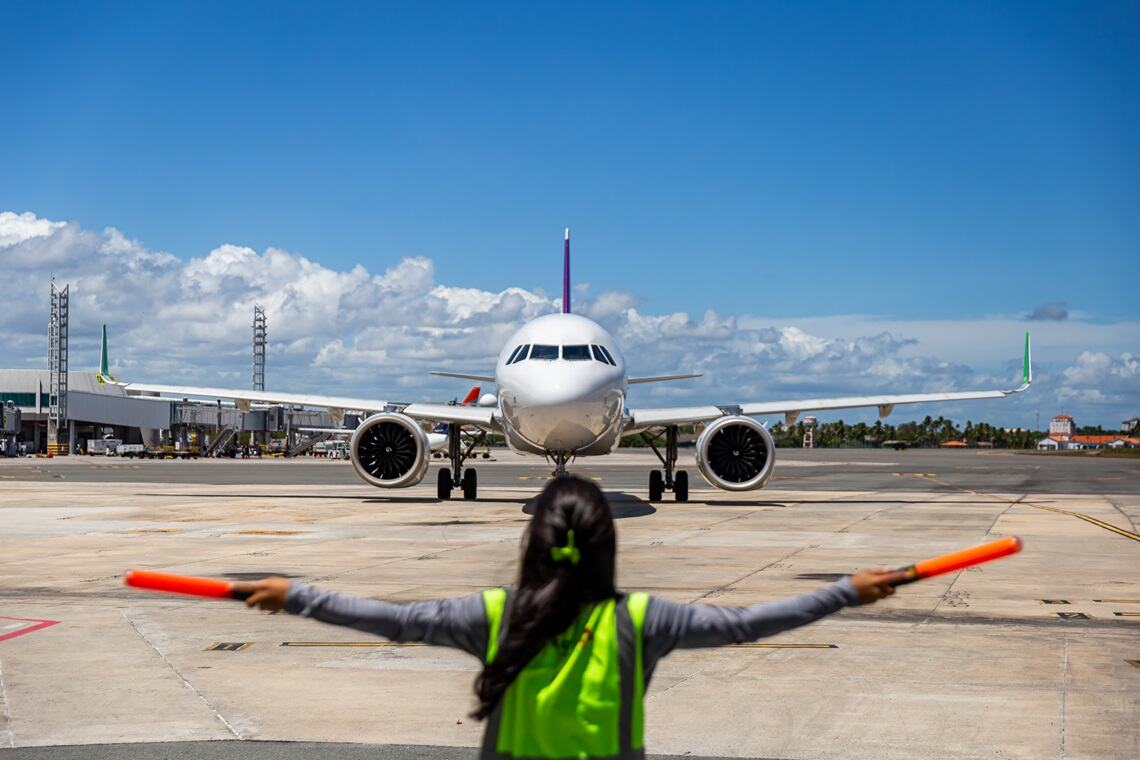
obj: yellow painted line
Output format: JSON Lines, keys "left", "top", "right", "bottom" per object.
{"left": 914, "top": 475, "right": 1140, "bottom": 544}
{"left": 126, "top": 528, "right": 183, "bottom": 534}
{"left": 280, "top": 641, "right": 427, "bottom": 647}
{"left": 232, "top": 530, "right": 307, "bottom": 536}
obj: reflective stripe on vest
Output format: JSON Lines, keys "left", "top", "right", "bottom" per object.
{"left": 480, "top": 589, "right": 649, "bottom": 760}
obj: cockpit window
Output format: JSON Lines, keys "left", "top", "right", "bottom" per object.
{"left": 590, "top": 345, "right": 610, "bottom": 365}
{"left": 562, "top": 345, "right": 591, "bottom": 361}
{"left": 529, "top": 344, "right": 559, "bottom": 360}
{"left": 509, "top": 345, "right": 530, "bottom": 364}
{"left": 506, "top": 345, "right": 523, "bottom": 364}
{"left": 595, "top": 345, "right": 617, "bottom": 365}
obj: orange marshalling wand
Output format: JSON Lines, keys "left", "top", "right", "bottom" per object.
{"left": 124, "top": 569, "right": 251, "bottom": 600}
{"left": 892, "top": 536, "right": 1022, "bottom": 585}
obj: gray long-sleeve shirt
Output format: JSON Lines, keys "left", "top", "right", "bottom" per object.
{"left": 284, "top": 579, "right": 858, "bottom": 681}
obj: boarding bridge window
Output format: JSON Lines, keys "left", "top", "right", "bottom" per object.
{"left": 530, "top": 345, "right": 559, "bottom": 360}
{"left": 563, "top": 345, "right": 591, "bottom": 361}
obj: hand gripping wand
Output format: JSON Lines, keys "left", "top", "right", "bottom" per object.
{"left": 890, "top": 536, "right": 1022, "bottom": 585}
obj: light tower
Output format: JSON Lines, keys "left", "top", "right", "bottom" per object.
{"left": 48, "top": 279, "right": 70, "bottom": 453}
{"left": 252, "top": 305, "right": 266, "bottom": 392}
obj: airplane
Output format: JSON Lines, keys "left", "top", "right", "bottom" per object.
{"left": 106, "top": 229, "right": 1033, "bottom": 502}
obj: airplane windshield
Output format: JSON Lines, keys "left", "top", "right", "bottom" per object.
{"left": 591, "top": 345, "right": 612, "bottom": 365}
{"left": 562, "top": 345, "right": 591, "bottom": 361}
{"left": 530, "top": 344, "right": 559, "bottom": 360}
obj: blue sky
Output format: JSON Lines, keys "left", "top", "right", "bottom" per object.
{"left": 1, "top": 2, "right": 1137, "bottom": 426}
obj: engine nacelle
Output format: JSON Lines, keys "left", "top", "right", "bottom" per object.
{"left": 349, "top": 412, "right": 431, "bottom": 488}
{"left": 695, "top": 416, "right": 776, "bottom": 491}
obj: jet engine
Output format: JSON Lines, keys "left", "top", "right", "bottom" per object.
{"left": 695, "top": 416, "right": 776, "bottom": 491}
{"left": 349, "top": 412, "right": 431, "bottom": 488}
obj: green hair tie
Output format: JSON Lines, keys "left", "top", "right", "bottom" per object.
{"left": 550, "top": 529, "right": 581, "bottom": 566}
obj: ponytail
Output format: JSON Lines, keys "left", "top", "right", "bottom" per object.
{"left": 472, "top": 476, "right": 616, "bottom": 720}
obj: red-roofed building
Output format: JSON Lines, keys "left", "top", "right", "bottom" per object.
{"left": 1037, "top": 413, "right": 1140, "bottom": 450}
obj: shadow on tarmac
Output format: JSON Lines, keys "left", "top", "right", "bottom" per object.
{"left": 0, "top": 741, "right": 757, "bottom": 760}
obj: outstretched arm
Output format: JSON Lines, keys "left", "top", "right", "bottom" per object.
{"left": 644, "top": 569, "right": 902, "bottom": 667}
{"left": 237, "top": 578, "right": 490, "bottom": 657}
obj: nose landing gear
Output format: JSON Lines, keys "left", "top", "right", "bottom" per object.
{"left": 437, "top": 424, "right": 487, "bottom": 501}
{"left": 642, "top": 426, "right": 689, "bottom": 503}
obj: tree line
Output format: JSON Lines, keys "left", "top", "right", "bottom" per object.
{"left": 768, "top": 416, "right": 1042, "bottom": 449}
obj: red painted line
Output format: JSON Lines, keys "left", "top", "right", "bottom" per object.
{"left": 0, "top": 616, "right": 60, "bottom": 642}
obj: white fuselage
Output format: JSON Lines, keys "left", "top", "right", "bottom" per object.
{"left": 495, "top": 313, "right": 627, "bottom": 456}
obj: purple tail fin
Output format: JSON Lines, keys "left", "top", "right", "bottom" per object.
{"left": 562, "top": 227, "right": 571, "bottom": 314}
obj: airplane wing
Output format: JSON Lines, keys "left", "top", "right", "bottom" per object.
{"left": 627, "top": 332, "right": 1032, "bottom": 431}
{"left": 120, "top": 382, "right": 389, "bottom": 414}
{"left": 429, "top": 371, "right": 496, "bottom": 383}
{"left": 402, "top": 403, "right": 498, "bottom": 428}
{"left": 119, "top": 383, "right": 500, "bottom": 429}
{"left": 628, "top": 373, "right": 703, "bottom": 385}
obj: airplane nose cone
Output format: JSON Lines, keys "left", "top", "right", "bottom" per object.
{"left": 499, "top": 369, "right": 624, "bottom": 452}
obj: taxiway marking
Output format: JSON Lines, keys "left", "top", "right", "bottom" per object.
{"left": 0, "top": 616, "right": 60, "bottom": 643}
{"left": 910, "top": 475, "right": 1140, "bottom": 543}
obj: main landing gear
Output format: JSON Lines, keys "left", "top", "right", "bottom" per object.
{"left": 437, "top": 425, "right": 486, "bottom": 501}
{"left": 641, "top": 426, "right": 689, "bottom": 502}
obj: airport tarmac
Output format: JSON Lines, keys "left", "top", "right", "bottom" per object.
{"left": 0, "top": 448, "right": 1137, "bottom": 759}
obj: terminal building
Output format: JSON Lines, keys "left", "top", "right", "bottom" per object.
{"left": 1, "top": 287, "right": 339, "bottom": 457}
{"left": 0, "top": 368, "right": 340, "bottom": 455}
{"left": 0, "top": 368, "right": 340, "bottom": 456}
{"left": 1037, "top": 413, "right": 1139, "bottom": 451}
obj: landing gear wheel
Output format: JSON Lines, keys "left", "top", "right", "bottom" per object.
{"left": 674, "top": 470, "right": 689, "bottom": 502}
{"left": 437, "top": 467, "right": 452, "bottom": 500}
{"left": 648, "top": 470, "right": 664, "bottom": 502}
{"left": 462, "top": 468, "right": 478, "bottom": 500}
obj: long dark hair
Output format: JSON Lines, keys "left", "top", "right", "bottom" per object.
{"left": 472, "top": 476, "right": 616, "bottom": 720}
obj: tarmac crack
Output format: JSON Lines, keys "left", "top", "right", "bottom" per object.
{"left": 690, "top": 547, "right": 807, "bottom": 603}
{"left": 0, "top": 656, "right": 14, "bottom": 748}
{"left": 119, "top": 609, "right": 243, "bottom": 740}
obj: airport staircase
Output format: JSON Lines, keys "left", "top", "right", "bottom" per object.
{"left": 288, "top": 432, "right": 335, "bottom": 458}
{"left": 205, "top": 428, "right": 237, "bottom": 457}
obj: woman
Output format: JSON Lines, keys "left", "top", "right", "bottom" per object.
{"left": 239, "top": 476, "right": 904, "bottom": 759}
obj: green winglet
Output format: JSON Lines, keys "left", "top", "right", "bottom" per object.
{"left": 97, "top": 324, "right": 116, "bottom": 383}
{"left": 1022, "top": 331, "right": 1032, "bottom": 386}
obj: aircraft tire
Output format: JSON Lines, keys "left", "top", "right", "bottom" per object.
{"left": 648, "top": 470, "right": 664, "bottom": 502}
{"left": 437, "top": 467, "right": 452, "bottom": 500}
{"left": 674, "top": 470, "right": 689, "bottom": 502}
{"left": 462, "top": 468, "right": 477, "bottom": 500}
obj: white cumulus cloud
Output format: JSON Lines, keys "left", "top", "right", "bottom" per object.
{"left": 1, "top": 210, "right": 1136, "bottom": 426}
